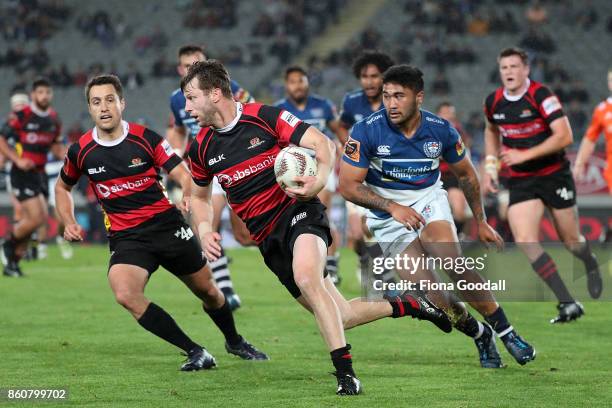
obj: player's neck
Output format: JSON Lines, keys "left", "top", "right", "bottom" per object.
{"left": 214, "top": 100, "right": 241, "bottom": 131}
{"left": 31, "top": 102, "right": 49, "bottom": 115}
{"left": 289, "top": 97, "right": 307, "bottom": 110}
{"left": 397, "top": 111, "right": 422, "bottom": 139}
{"left": 367, "top": 94, "right": 382, "bottom": 110}
{"left": 96, "top": 124, "right": 124, "bottom": 141}
{"left": 504, "top": 78, "right": 530, "bottom": 98}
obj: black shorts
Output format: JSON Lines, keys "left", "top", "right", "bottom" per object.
{"left": 508, "top": 168, "right": 576, "bottom": 209}
{"left": 108, "top": 209, "right": 206, "bottom": 277}
{"left": 258, "top": 200, "right": 332, "bottom": 298}
{"left": 10, "top": 167, "right": 47, "bottom": 202}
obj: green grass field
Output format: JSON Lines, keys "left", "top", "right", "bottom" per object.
{"left": 1, "top": 245, "right": 611, "bottom": 407}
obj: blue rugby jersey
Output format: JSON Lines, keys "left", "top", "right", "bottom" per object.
{"left": 273, "top": 94, "right": 336, "bottom": 139}
{"left": 343, "top": 108, "right": 466, "bottom": 219}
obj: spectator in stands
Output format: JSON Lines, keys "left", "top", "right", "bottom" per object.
{"left": 72, "top": 64, "right": 88, "bottom": 86}
{"left": 545, "top": 61, "right": 570, "bottom": 83}
{"left": 567, "top": 79, "right": 590, "bottom": 104}
{"left": 92, "top": 10, "right": 114, "bottom": 47}
{"left": 269, "top": 33, "right": 292, "bottom": 64}
{"left": 123, "top": 62, "right": 145, "bottom": 90}
{"left": 152, "top": 55, "right": 174, "bottom": 78}
{"left": 432, "top": 70, "right": 451, "bottom": 96}
{"left": 468, "top": 13, "right": 489, "bottom": 36}
{"left": 520, "top": 28, "right": 556, "bottom": 54}
{"left": 360, "top": 27, "right": 382, "bottom": 49}
{"left": 29, "top": 42, "right": 50, "bottom": 71}
{"left": 567, "top": 101, "right": 588, "bottom": 136}
{"left": 526, "top": 0, "right": 547, "bottom": 26}
{"left": 150, "top": 25, "right": 168, "bottom": 50}
{"left": 224, "top": 45, "right": 244, "bottom": 67}
{"left": 252, "top": 13, "right": 275, "bottom": 37}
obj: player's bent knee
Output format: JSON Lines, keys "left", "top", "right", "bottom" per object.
{"left": 293, "top": 266, "right": 325, "bottom": 294}
{"left": 114, "top": 290, "right": 142, "bottom": 312}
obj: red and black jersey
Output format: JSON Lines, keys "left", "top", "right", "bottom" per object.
{"left": 60, "top": 121, "right": 183, "bottom": 236}
{"left": 189, "top": 102, "right": 310, "bottom": 244}
{"left": 484, "top": 79, "right": 568, "bottom": 178}
{"left": 1, "top": 104, "right": 62, "bottom": 172}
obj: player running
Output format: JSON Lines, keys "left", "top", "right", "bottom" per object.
{"left": 338, "top": 51, "right": 396, "bottom": 285}
{"left": 436, "top": 102, "right": 469, "bottom": 238}
{"left": 0, "top": 78, "right": 66, "bottom": 277}
{"left": 483, "top": 47, "right": 602, "bottom": 323}
{"left": 339, "top": 64, "right": 536, "bottom": 368}
{"left": 274, "top": 65, "right": 342, "bottom": 284}
{"left": 55, "top": 74, "right": 267, "bottom": 371}
{"left": 184, "top": 60, "right": 451, "bottom": 396}
{"left": 167, "top": 44, "right": 253, "bottom": 310}
{"left": 574, "top": 68, "right": 612, "bottom": 192}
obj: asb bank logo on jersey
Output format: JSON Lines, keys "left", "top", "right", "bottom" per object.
{"left": 423, "top": 141, "right": 442, "bottom": 158}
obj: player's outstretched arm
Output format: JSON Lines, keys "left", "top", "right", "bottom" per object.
{"left": 501, "top": 116, "right": 573, "bottom": 167}
{"left": 483, "top": 117, "right": 501, "bottom": 193}
{"left": 167, "top": 124, "right": 188, "bottom": 156}
{"left": 0, "top": 134, "right": 34, "bottom": 170}
{"left": 190, "top": 180, "right": 221, "bottom": 261}
{"left": 167, "top": 161, "right": 192, "bottom": 212}
{"left": 286, "top": 127, "right": 335, "bottom": 200}
{"left": 54, "top": 177, "right": 83, "bottom": 242}
{"left": 338, "top": 162, "right": 425, "bottom": 231}
{"left": 449, "top": 157, "right": 503, "bottom": 249}
{"left": 573, "top": 137, "right": 596, "bottom": 181}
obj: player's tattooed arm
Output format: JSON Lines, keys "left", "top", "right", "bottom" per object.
{"left": 354, "top": 184, "right": 394, "bottom": 211}
{"left": 338, "top": 161, "right": 392, "bottom": 211}
{"left": 449, "top": 157, "right": 486, "bottom": 222}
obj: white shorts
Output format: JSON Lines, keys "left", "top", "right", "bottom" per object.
{"left": 365, "top": 188, "right": 455, "bottom": 257}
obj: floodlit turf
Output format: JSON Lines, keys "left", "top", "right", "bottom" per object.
{"left": 1, "top": 245, "right": 610, "bottom": 407}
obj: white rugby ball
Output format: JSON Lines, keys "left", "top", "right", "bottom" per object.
{"left": 274, "top": 146, "right": 317, "bottom": 189}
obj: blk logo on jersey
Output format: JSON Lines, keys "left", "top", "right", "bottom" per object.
{"left": 208, "top": 154, "right": 226, "bottom": 165}
{"left": 423, "top": 141, "right": 442, "bottom": 158}
{"left": 88, "top": 166, "right": 106, "bottom": 175}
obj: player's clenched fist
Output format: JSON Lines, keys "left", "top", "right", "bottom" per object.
{"left": 64, "top": 223, "right": 83, "bottom": 242}
{"left": 389, "top": 202, "right": 426, "bottom": 231}
{"left": 201, "top": 231, "right": 222, "bottom": 262}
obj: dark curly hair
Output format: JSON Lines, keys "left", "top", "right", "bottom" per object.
{"left": 352, "top": 51, "right": 395, "bottom": 79}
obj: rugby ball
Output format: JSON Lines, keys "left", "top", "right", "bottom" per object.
{"left": 274, "top": 146, "right": 317, "bottom": 190}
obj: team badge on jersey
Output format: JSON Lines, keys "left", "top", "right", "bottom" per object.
{"left": 455, "top": 138, "right": 465, "bottom": 156}
{"left": 542, "top": 96, "right": 562, "bottom": 116}
{"left": 344, "top": 137, "right": 360, "bottom": 162}
{"left": 423, "top": 141, "right": 442, "bottom": 158}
